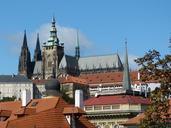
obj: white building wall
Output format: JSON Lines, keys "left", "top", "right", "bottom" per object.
{"left": 0, "top": 82, "right": 33, "bottom": 100}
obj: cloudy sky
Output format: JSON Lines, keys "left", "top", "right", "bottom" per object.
{"left": 0, "top": 0, "right": 171, "bottom": 74}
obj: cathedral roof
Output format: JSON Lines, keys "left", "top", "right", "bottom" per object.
{"left": 33, "top": 53, "right": 123, "bottom": 76}
{"left": 59, "top": 54, "right": 78, "bottom": 69}
{"left": 78, "top": 53, "right": 123, "bottom": 71}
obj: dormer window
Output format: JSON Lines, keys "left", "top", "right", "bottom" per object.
{"left": 31, "top": 101, "right": 38, "bottom": 107}
{"left": 0, "top": 116, "right": 8, "bottom": 121}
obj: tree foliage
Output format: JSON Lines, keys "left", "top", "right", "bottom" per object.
{"left": 135, "top": 50, "right": 171, "bottom": 128}
{"left": 0, "top": 96, "right": 16, "bottom": 102}
{"left": 61, "top": 88, "right": 74, "bottom": 104}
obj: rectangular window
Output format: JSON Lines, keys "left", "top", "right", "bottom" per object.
{"left": 103, "top": 105, "right": 111, "bottom": 110}
{"left": 85, "top": 106, "right": 93, "bottom": 111}
{"left": 112, "top": 104, "right": 120, "bottom": 109}
{"left": 94, "top": 105, "right": 102, "bottom": 110}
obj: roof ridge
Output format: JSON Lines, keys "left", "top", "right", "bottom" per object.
{"left": 80, "top": 53, "right": 118, "bottom": 58}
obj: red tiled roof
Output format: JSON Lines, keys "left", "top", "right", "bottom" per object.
{"left": 123, "top": 113, "right": 144, "bottom": 126}
{"left": 59, "top": 75, "right": 88, "bottom": 85}
{"left": 63, "top": 107, "right": 85, "bottom": 115}
{"left": 5, "top": 97, "right": 95, "bottom": 128}
{"left": 84, "top": 95, "right": 150, "bottom": 106}
{"left": 27, "top": 97, "right": 59, "bottom": 113}
{"left": 79, "top": 71, "right": 139, "bottom": 85}
{"left": 0, "top": 101, "right": 22, "bottom": 128}
{"left": 32, "top": 76, "right": 88, "bottom": 86}
{"left": 0, "top": 110, "right": 12, "bottom": 117}
{"left": 0, "top": 101, "right": 21, "bottom": 111}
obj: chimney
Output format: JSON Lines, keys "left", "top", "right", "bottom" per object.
{"left": 138, "top": 72, "right": 140, "bottom": 80}
{"left": 22, "top": 89, "right": 31, "bottom": 107}
{"left": 75, "top": 90, "right": 83, "bottom": 109}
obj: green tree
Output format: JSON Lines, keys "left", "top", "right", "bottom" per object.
{"left": 0, "top": 96, "right": 16, "bottom": 102}
{"left": 61, "top": 88, "right": 74, "bottom": 104}
{"left": 135, "top": 50, "right": 171, "bottom": 128}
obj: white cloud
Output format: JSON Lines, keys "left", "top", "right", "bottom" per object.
{"left": 4, "top": 22, "right": 92, "bottom": 56}
{"left": 29, "top": 22, "right": 92, "bottom": 55}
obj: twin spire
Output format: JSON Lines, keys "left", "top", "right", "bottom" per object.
{"left": 34, "top": 33, "right": 42, "bottom": 61}
{"left": 21, "top": 17, "right": 80, "bottom": 60}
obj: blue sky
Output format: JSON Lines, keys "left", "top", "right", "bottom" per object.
{"left": 0, "top": 0, "right": 171, "bottom": 74}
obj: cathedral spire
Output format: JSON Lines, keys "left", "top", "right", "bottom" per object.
{"left": 18, "top": 30, "right": 31, "bottom": 78}
{"left": 34, "top": 33, "right": 42, "bottom": 61}
{"left": 36, "top": 33, "right": 41, "bottom": 51}
{"left": 123, "top": 40, "right": 131, "bottom": 91}
{"left": 22, "top": 30, "right": 28, "bottom": 48}
{"left": 75, "top": 30, "right": 80, "bottom": 60}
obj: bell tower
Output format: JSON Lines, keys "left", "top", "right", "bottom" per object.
{"left": 42, "top": 17, "right": 64, "bottom": 79}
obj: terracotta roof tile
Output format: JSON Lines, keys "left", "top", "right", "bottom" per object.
{"left": 79, "top": 71, "right": 139, "bottom": 85}
{"left": 6, "top": 97, "right": 95, "bottom": 128}
{"left": 123, "top": 113, "right": 144, "bottom": 126}
{"left": 0, "top": 110, "right": 12, "bottom": 117}
{"left": 59, "top": 75, "right": 88, "bottom": 85}
{"left": 27, "top": 97, "right": 59, "bottom": 113}
{"left": 84, "top": 95, "right": 150, "bottom": 106}
{"left": 0, "top": 101, "right": 21, "bottom": 128}
{"left": 63, "top": 107, "right": 85, "bottom": 115}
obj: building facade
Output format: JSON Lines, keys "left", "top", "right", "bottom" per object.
{"left": 0, "top": 75, "right": 33, "bottom": 100}
{"left": 84, "top": 95, "right": 150, "bottom": 128}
